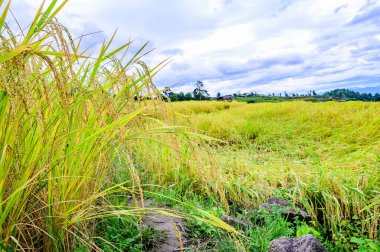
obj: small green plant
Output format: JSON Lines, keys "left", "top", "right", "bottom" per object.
{"left": 95, "top": 216, "right": 143, "bottom": 252}
{"left": 244, "top": 210, "right": 294, "bottom": 251}
{"left": 95, "top": 216, "right": 166, "bottom": 252}
{"left": 296, "top": 223, "right": 321, "bottom": 238}
{"left": 141, "top": 225, "right": 166, "bottom": 251}
{"left": 350, "top": 237, "right": 380, "bottom": 252}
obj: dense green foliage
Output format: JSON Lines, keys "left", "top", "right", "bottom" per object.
{"left": 164, "top": 80, "right": 211, "bottom": 101}
{"left": 324, "top": 88, "right": 380, "bottom": 101}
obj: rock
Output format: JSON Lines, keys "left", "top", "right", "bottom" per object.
{"left": 143, "top": 214, "right": 187, "bottom": 252}
{"left": 259, "top": 198, "right": 311, "bottom": 223}
{"left": 221, "top": 215, "right": 252, "bottom": 231}
{"left": 126, "top": 198, "right": 188, "bottom": 252}
{"left": 268, "top": 235, "right": 328, "bottom": 252}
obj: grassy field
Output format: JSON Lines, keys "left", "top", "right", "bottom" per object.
{"left": 132, "top": 100, "right": 380, "bottom": 250}
{"left": 1, "top": 2, "right": 379, "bottom": 251}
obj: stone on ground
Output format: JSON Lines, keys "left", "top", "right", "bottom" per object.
{"left": 128, "top": 199, "right": 187, "bottom": 252}
{"left": 267, "top": 235, "right": 328, "bottom": 252}
{"left": 259, "top": 198, "right": 312, "bottom": 223}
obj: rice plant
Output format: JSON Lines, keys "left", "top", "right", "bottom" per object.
{"left": 0, "top": 1, "right": 168, "bottom": 250}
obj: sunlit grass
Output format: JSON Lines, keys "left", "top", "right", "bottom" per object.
{"left": 134, "top": 100, "right": 380, "bottom": 243}
{"left": 0, "top": 1, "right": 169, "bottom": 250}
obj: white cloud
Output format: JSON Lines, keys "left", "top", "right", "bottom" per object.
{"left": 9, "top": 0, "right": 380, "bottom": 94}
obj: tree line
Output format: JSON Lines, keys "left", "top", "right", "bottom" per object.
{"left": 162, "top": 81, "right": 380, "bottom": 102}
{"left": 323, "top": 89, "right": 380, "bottom": 101}
{"left": 163, "top": 81, "right": 210, "bottom": 101}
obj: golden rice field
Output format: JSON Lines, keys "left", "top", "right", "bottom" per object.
{"left": 133, "top": 101, "right": 380, "bottom": 244}
{"left": 0, "top": 1, "right": 379, "bottom": 251}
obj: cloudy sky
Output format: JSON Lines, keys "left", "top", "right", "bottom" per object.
{"left": 9, "top": 0, "right": 380, "bottom": 95}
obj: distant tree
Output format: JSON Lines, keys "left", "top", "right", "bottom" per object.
{"left": 170, "top": 93, "right": 179, "bottom": 101}
{"left": 163, "top": 87, "right": 171, "bottom": 98}
{"left": 216, "top": 92, "right": 221, "bottom": 98}
{"left": 193, "top": 81, "right": 209, "bottom": 100}
{"left": 162, "top": 87, "right": 178, "bottom": 101}
{"left": 178, "top": 92, "right": 185, "bottom": 101}
{"left": 184, "top": 92, "right": 193, "bottom": 101}
{"left": 375, "top": 93, "right": 380, "bottom": 101}
{"left": 312, "top": 90, "right": 317, "bottom": 96}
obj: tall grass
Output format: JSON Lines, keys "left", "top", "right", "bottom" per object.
{"left": 0, "top": 1, "right": 169, "bottom": 250}
{"left": 135, "top": 101, "right": 380, "bottom": 244}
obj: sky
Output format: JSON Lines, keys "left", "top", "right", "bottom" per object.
{"left": 9, "top": 0, "right": 380, "bottom": 95}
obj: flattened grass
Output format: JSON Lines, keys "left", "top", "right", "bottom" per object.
{"left": 134, "top": 101, "right": 380, "bottom": 244}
